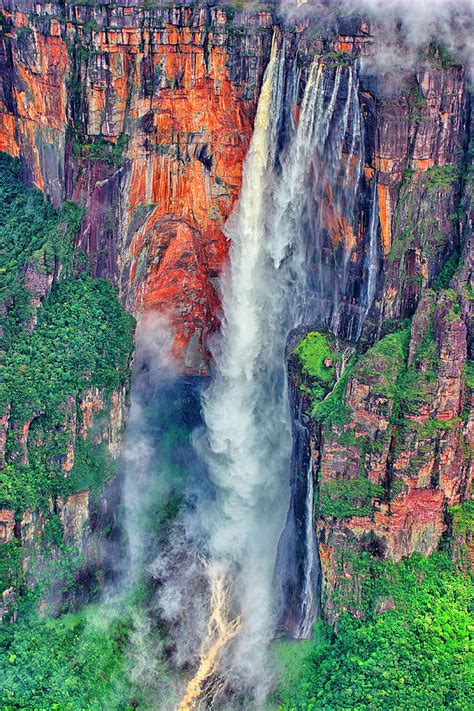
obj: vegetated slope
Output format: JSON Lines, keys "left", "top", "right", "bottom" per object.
{"left": 0, "top": 152, "right": 134, "bottom": 611}
{"left": 273, "top": 549, "right": 473, "bottom": 710}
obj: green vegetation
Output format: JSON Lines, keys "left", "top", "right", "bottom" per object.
{"left": 321, "top": 51, "right": 351, "bottom": 67}
{"left": 449, "top": 499, "right": 474, "bottom": 537}
{"left": 0, "top": 591, "right": 172, "bottom": 710}
{"left": 0, "top": 153, "right": 83, "bottom": 344}
{"left": 356, "top": 329, "right": 409, "bottom": 400}
{"left": 311, "top": 328, "right": 409, "bottom": 429}
{"left": 0, "top": 542, "right": 22, "bottom": 594}
{"left": 1, "top": 151, "right": 134, "bottom": 517}
{"left": 311, "top": 357, "right": 354, "bottom": 427}
{"left": 464, "top": 361, "right": 474, "bottom": 391}
{"left": 0, "top": 149, "right": 134, "bottom": 612}
{"left": 426, "top": 164, "right": 460, "bottom": 189}
{"left": 294, "top": 332, "right": 339, "bottom": 380}
{"left": 318, "top": 477, "right": 383, "bottom": 518}
{"left": 394, "top": 334, "right": 438, "bottom": 420}
{"left": 4, "top": 276, "right": 133, "bottom": 422}
{"left": 2, "top": 276, "right": 134, "bottom": 512}
{"left": 404, "top": 78, "right": 427, "bottom": 123}
{"left": 272, "top": 552, "right": 473, "bottom": 710}
{"left": 272, "top": 623, "right": 328, "bottom": 710}
{"left": 72, "top": 132, "right": 129, "bottom": 167}
{"left": 426, "top": 42, "right": 460, "bottom": 69}
{"left": 294, "top": 332, "right": 341, "bottom": 401}
{"left": 301, "top": 318, "right": 465, "bottom": 518}
{"left": 433, "top": 250, "right": 460, "bottom": 290}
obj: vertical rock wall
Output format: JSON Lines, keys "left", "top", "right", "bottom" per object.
{"left": 0, "top": 0, "right": 275, "bottom": 371}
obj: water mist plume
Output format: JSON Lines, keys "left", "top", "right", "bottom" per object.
{"left": 123, "top": 312, "right": 177, "bottom": 581}
{"left": 176, "top": 25, "right": 372, "bottom": 705}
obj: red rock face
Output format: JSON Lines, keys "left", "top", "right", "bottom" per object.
{"left": 1, "top": 1, "right": 273, "bottom": 372}
{"left": 2, "top": 4, "right": 468, "bottom": 372}
{"left": 0, "top": 7, "right": 69, "bottom": 200}
{"left": 1, "top": 2, "right": 472, "bottom": 621}
{"left": 312, "top": 272, "right": 472, "bottom": 621}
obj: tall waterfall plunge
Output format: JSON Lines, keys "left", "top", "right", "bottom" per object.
{"left": 154, "top": 40, "right": 379, "bottom": 709}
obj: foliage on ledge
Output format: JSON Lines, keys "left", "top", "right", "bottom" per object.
{"left": 273, "top": 551, "right": 473, "bottom": 710}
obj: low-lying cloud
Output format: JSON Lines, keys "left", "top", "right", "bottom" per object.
{"left": 279, "top": 0, "right": 473, "bottom": 75}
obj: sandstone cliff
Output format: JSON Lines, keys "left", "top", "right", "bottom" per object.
{"left": 1, "top": 0, "right": 274, "bottom": 371}
{"left": 1, "top": 1, "right": 472, "bottom": 624}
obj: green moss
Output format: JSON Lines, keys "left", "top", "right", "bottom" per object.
{"left": 449, "top": 500, "right": 474, "bottom": 537}
{"left": 318, "top": 478, "right": 384, "bottom": 519}
{"left": 418, "top": 416, "right": 458, "bottom": 438}
{"left": 357, "top": 329, "right": 409, "bottom": 399}
{"left": 391, "top": 319, "right": 439, "bottom": 421}
{"left": 311, "top": 360, "right": 354, "bottom": 427}
{"left": 426, "top": 164, "right": 460, "bottom": 189}
{"left": 313, "top": 329, "right": 408, "bottom": 429}
{"left": 294, "top": 331, "right": 340, "bottom": 381}
{"left": 440, "top": 288, "right": 462, "bottom": 322}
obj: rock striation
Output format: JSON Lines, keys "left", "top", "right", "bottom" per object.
{"left": 0, "top": 0, "right": 472, "bottom": 624}
{"left": 1, "top": 0, "right": 274, "bottom": 371}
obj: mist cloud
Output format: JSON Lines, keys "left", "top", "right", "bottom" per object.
{"left": 123, "top": 312, "right": 178, "bottom": 582}
{"left": 279, "top": 0, "right": 473, "bottom": 75}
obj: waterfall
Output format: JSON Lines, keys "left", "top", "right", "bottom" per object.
{"left": 182, "top": 39, "right": 291, "bottom": 706}
{"left": 177, "top": 45, "right": 370, "bottom": 706}
{"left": 355, "top": 178, "right": 380, "bottom": 339}
{"left": 270, "top": 59, "right": 370, "bottom": 640}
{"left": 295, "top": 458, "right": 318, "bottom": 639}
{"left": 365, "top": 179, "right": 380, "bottom": 311}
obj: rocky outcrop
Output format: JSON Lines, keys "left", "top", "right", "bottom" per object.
{"left": 0, "top": 0, "right": 274, "bottom": 371}
{"left": 297, "top": 275, "right": 472, "bottom": 621}
{"left": 1, "top": 2, "right": 471, "bottom": 627}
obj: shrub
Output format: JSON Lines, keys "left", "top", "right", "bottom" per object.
{"left": 273, "top": 553, "right": 473, "bottom": 710}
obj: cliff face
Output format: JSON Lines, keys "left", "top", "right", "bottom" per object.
{"left": 311, "top": 53, "right": 472, "bottom": 622}
{"left": 0, "top": 0, "right": 274, "bottom": 371}
{"left": 1, "top": 1, "right": 472, "bottom": 626}
{"left": 362, "top": 62, "right": 470, "bottom": 333}
{"left": 309, "top": 275, "right": 472, "bottom": 622}
{"left": 275, "top": 21, "right": 472, "bottom": 623}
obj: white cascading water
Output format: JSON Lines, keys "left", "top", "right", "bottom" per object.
{"left": 356, "top": 178, "right": 380, "bottom": 339}
{"left": 178, "top": 41, "right": 371, "bottom": 706}
{"left": 192, "top": 40, "right": 291, "bottom": 700}
{"left": 295, "top": 459, "right": 317, "bottom": 639}
{"left": 365, "top": 179, "right": 380, "bottom": 311}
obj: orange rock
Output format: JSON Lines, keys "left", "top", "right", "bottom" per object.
{"left": 377, "top": 183, "right": 392, "bottom": 255}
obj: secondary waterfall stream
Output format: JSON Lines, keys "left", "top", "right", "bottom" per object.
{"left": 149, "top": 36, "right": 378, "bottom": 709}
